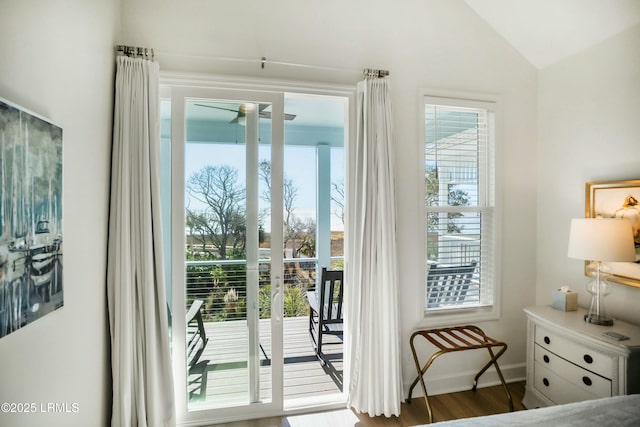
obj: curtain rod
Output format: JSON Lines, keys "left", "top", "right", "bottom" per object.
{"left": 116, "top": 45, "right": 155, "bottom": 60}
{"left": 363, "top": 68, "right": 390, "bottom": 78}
{"left": 154, "top": 51, "right": 389, "bottom": 77}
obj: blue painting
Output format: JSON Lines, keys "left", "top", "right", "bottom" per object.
{"left": 0, "top": 98, "right": 63, "bottom": 339}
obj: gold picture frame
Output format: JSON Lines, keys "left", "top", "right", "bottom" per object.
{"left": 586, "top": 179, "right": 640, "bottom": 288}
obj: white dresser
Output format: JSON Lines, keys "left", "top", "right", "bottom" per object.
{"left": 523, "top": 305, "right": 640, "bottom": 409}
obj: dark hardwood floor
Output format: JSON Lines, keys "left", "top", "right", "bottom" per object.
{"left": 216, "top": 381, "right": 526, "bottom": 426}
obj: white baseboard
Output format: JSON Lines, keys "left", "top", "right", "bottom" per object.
{"left": 404, "top": 362, "right": 526, "bottom": 399}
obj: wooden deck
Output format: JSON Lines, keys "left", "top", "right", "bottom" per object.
{"left": 188, "top": 316, "right": 343, "bottom": 409}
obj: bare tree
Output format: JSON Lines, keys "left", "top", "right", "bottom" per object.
{"left": 296, "top": 217, "right": 317, "bottom": 257}
{"left": 283, "top": 179, "right": 299, "bottom": 253}
{"left": 259, "top": 160, "right": 301, "bottom": 255}
{"left": 259, "top": 160, "right": 272, "bottom": 203}
{"left": 185, "top": 208, "right": 212, "bottom": 255}
{"left": 186, "top": 165, "right": 245, "bottom": 259}
{"left": 331, "top": 179, "right": 345, "bottom": 224}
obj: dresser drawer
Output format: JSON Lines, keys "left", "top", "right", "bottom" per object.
{"left": 535, "top": 324, "right": 614, "bottom": 378}
{"left": 534, "top": 344, "right": 612, "bottom": 398}
{"left": 523, "top": 306, "right": 640, "bottom": 410}
{"left": 533, "top": 362, "right": 601, "bottom": 404}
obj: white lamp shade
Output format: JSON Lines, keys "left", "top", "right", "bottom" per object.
{"left": 568, "top": 218, "right": 636, "bottom": 262}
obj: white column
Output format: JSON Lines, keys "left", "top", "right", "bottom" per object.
{"left": 316, "top": 144, "right": 331, "bottom": 274}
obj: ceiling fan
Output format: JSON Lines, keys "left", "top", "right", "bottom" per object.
{"left": 195, "top": 103, "right": 296, "bottom": 124}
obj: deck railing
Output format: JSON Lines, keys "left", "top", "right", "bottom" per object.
{"left": 186, "top": 257, "right": 344, "bottom": 322}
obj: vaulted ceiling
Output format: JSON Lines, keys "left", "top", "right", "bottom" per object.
{"left": 464, "top": 0, "right": 640, "bottom": 69}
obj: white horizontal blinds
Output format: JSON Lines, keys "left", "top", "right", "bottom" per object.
{"left": 479, "top": 207, "right": 494, "bottom": 306}
{"left": 425, "top": 102, "right": 493, "bottom": 310}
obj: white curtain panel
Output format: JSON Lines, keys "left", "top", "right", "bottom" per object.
{"left": 107, "top": 56, "right": 175, "bottom": 426}
{"left": 346, "top": 77, "right": 403, "bottom": 417}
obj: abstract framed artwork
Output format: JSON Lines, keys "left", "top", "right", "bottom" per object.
{"left": 586, "top": 179, "right": 640, "bottom": 288}
{"left": 0, "top": 98, "right": 63, "bottom": 339}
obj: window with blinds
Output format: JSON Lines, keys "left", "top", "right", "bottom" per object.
{"left": 424, "top": 97, "right": 496, "bottom": 314}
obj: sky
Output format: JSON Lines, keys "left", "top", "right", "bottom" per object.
{"left": 184, "top": 141, "right": 345, "bottom": 232}
{"left": 161, "top": 94, "right": 347, "bottom": 233}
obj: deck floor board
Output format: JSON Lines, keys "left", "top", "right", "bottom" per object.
{"left": 188, "top": 316, "right": 343, "bottom": 409}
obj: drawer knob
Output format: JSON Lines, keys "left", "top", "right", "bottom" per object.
{"left": 543, "top": 378, "right": 550, "bottom": 387}
{"left": 544, "top": 336, "right": 550, "bottom": 345}
{"left": 583, "top": 354, "right": 593, "bottom": 364}
{"left": 583, "top": 376, "right": 592, "bottom": 386}
{"left": 543, "top": 355, "right": 550, "bottom": 363}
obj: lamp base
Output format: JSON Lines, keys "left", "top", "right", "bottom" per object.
{"left": 584, "top": 313, "right": 614, "bottom": 326}
{"left": 584, "top": 271, "right": 614, "bottom": 327}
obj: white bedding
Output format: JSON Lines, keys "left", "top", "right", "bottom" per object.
{"left": 415, "top": 395, "right": 640, "bottom": 426}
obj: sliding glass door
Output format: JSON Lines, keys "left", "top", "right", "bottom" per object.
{"left": 170, "top": 88, "right": 285, "bottom": 423}
{"left": 163, "top": 83, "right": 351, "bottom": 424}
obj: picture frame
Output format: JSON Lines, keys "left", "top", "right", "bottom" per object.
{"left": 586, "top": 179, "right": 640, "bottom": 288}
{"left": 0, "top": 97, "right": 63, "bottom": 339}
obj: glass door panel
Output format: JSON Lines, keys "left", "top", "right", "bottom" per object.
{"left": 281, "top": 94, "right": 347, "bottom": 404}
{"left": 184, "top": 98, "right": 274, "bottom": 409}
{"left": 170, "top": 88, "right": 284, "bottom": 423}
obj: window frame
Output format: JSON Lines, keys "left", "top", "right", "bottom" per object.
{"left": 417, "top": 89, "right": 502, "bottom": 327}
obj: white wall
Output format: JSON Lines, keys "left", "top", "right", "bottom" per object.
{"left": 1, "top": 1, "right": 635, "bottom": 422}
{"left": 537, "top": 24, "right": 640, "bottom": 324}
{"left": 122, "top": 0, "right": 538, "bottom": 397}
{"left": 0, "top": 1, "right": 119, "bottom": 426}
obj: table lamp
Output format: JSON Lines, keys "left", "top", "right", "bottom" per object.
{"left": 567, "top": 218, "right": 636, "bottom": 326}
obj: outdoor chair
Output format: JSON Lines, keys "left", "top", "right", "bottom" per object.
{"left": 307, "top": 268, "right": 344, "bottom": 364}
{"left": 186, "top": 299, "right": 210, "bottom": 400}
{"left": 426, "top": 261, "right": 477, "bottom": 308}
{"left": 186, "top": 299, "right": 208, "bottom": 373}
